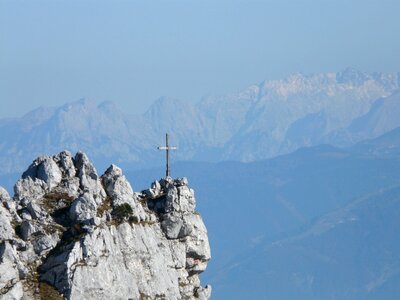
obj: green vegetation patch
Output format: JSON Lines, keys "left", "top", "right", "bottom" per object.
{"left": 112, "top": 203, "right": 133, "bottom": 222}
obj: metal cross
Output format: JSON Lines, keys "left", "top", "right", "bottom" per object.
{"left": 157, "top": 133, "right": 177, "bottom": 178}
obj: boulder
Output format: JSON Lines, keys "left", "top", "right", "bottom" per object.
{"left": 37, "top": 158, "right": 62, "bottom": 190}
{"left": 69, "top": 193, "right": 98, "bottom": 224}
{"left": 161, "top": 213, "right": 184, "bottom": 239}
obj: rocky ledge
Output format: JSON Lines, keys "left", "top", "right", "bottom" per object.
{"left": 0, "top": 151, "right": 211, "bottom": 300}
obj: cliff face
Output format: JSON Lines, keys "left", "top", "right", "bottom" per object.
{"left": 0, "top": 151, "right": 211, "bottom": 300}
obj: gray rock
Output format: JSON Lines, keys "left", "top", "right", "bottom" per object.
{"left": 151, "top": 180, "right": 162, "bottom": 191}
{"left": 102, "top": 164, "right": 146, "bottom": 221}
{"left": 21, "top": 157, "right": 41, "bottom": 179}
{"left": 54, "top": 150, "right": 76, "bottom": 178}
{"left": 0, "top": 187, "right": 11, "bottom": 203}
{"left": 32, "top": 233, "right": 59, "bottom": 256}
{"left": 37, "top": 158, "right": 62, "bottom": 190}
{"left": 0, "top": 151, "right": 211, "bottom": 300}
{"left": 26, "top": 201, "right": 44, "bottom": 220}
{"left": 102, "top": 165, "right": 133, "bottom": 205}
{"left": 0, "top": 188, "right": 19, "bottom": 222}
{"left": 161, "top": 213, "right": 184, "bottom": 239}
{"left": 69, "top": 193, "right": 98, "bottom": 223}
{"left": 0, "top": 281, "right": 24, "bottom": 300}
{"left": 14, "top": 177, "right": 46, "bottom": 202}
{"left": 21, "top": 155, "right": 62, "bottom": 190}
{"left": 143, "top": 180, "right": 163, "bottom": 199}
{"left": 19, "top": 209, "right": 32, "bottom": 221}
{"left": 19, "top": 221, "right": 37, "bottom": 241}
{"left": 2, "top": 200, "right": 16, "bottom": 215}
{"left": 196, "top": 285, "right": 212, "bottom": 300}
{"left": 75, "top": 152, "right": 98, "bottom": 189}
{"left": 165, "top": 185, "right": 196, "bottom": 213}
{"left": 0, "top": 205, "right": 14, "bottom": 241}
{"left": 174, "top": 177, "right": 188, "bottom": 187}
{"left": 184, "top": 213, "right": 211, "bottom": 275}
{"left": 0, "top": 242, "right": 21, "bottom": 299}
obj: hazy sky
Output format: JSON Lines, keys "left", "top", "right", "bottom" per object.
{"left": 1, "top": 0, "right": 399, "bottom": 118}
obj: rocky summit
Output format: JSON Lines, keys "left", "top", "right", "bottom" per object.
{"left": 0, "top": 151, "right": 211, "bottom": 300}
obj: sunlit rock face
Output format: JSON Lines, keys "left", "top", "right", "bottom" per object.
{"left": 0, "top": 151, "right": 211, "bottom": 300}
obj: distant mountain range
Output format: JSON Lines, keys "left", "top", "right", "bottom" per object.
{"left": 0, "top": 68, "right": 399, "bottom": 175}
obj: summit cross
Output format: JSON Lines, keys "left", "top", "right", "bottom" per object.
{"left": 157, "top": 133, "right": 177, "bottom": 178}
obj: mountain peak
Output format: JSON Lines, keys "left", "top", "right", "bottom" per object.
{"left": 336, "top": 67, "right": 370, "bottom": 85}
{"left": 60, "top": 98, "right": 98, "bottom": 113}
{"left": 0, "top": 151, "right": 211, "bottom": 299}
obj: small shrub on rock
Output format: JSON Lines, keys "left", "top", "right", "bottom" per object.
{"left": 112, "top": 203, "right": 133, "bottom": 222}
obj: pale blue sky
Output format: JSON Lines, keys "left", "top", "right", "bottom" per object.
{"left": 0, "top": 0, "right": 399, "bottom": 118}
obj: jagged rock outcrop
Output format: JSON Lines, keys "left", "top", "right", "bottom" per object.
{"left": 0, "top": 151, "right": 211, "bottom": 300}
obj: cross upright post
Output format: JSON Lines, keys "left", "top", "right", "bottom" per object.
{"left": 157, "top": 133, "right": 177, "bottom": 178}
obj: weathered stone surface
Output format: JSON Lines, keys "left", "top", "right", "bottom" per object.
{"left": 0, "top": 187, "right": 11, "bottom": 203}
{"left": 54, "top": 150, "right": 76, "bottom": 178}
{"left": 0, "top": 204, "right": 14, "bottom": 241}
{"left": 26, "top": 201, "right": 44, "bottom": 220}
{"left": 0, "top": 241, "right": 23, "bottom": 299}
{"left": 69, "top": 192, "right": 98, "bottom": 223}
{"left": 143, "top": 180, "right": 164, "bottom": 199}
{"left": 37, "top": 158, "right": 62, "bottom": 190}
{"left": 196, "top": 285, "right": 212, "bottom": 300}
{"left": 184, "top": 213, "right": 211, "bottom": 275}
{"left": 0, "top": 151, "right": 211, "bottom": 300}
{"left": 175, "top": 177, "right": 189, "bottom": 187}
{"left": 32, "top": 233, "right": 60, "bottom": 256}
{"left": 0, "top": 187, "right": 14, "bottom": 214}
{"left": 21, "top": 156, "right": 63, "bottom": 191}
{"left": 102, "top": 164, "right": 146, "bottom": 221}
{"left": 19, "top": 221, "right": 37, "bottom": 241}
{"left": 164, "top": 185, "right": 196, "bottom": 213}
{"left": 161, "top": 213, "right": 184, "bottom": 239}
{"left": 14, "top": 177, "right": 46, "bottom": 202}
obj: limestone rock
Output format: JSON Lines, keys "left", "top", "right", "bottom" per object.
{"left": 14, "top": 177, "right": 46, "bottom": 202}
{"left": 37, "top": 158, "right": 62, "bottom": 190}
{"left": 161, "top": 213, "right": 184, "bottom": 239}
{"left": 54, "top": 150, "right": 76, "bottom": 178}
{"left": 0, "top": 151, "right": 211, "bottom": 300}
{"left": 19, "top": 221, "right": 37, "bottom": 241}
{"left": 21, "top": 156, "right": 62, "bottom": 190}
{"left": 0, "top": 187, "right": 11, "bottom": 203}
{"left": 69, "top": 192, "right": 98, "bottom": 224}
{"left": 164, "top": 184, "right": 196, "bottom": 213}
{"left": 102, "top": 164, "right": 146, "bottom": 221}
{"left": 0, "top": 204, "right": 14, "bottom": 241}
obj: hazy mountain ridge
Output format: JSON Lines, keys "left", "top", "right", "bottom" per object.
{"left": 0, "top": 68, "right": 399, "bottom": 175}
